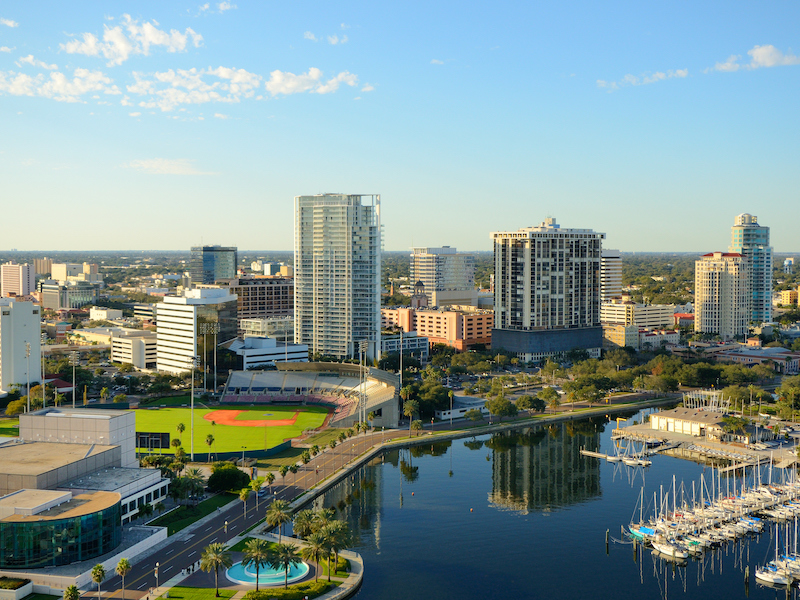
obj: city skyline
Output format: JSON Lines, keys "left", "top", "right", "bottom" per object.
{"left": 2, "top": 2, "right": 799, "bottom": 252}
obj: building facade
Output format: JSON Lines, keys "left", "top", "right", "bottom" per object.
{"left": 491, "top": 218, "right": 604, "bottom": 361}
{"left": 380, "top": 331, "right": 430, "bottom": 362}
{"left": 294, "top": 194, "right": 381, "bottom": 360}
{"left": 599, "top": 249, "right": 622, "bottom": 303}
{"left": 381, "top": 305, "right": 493, "bottom": 351}
{"left": 213, "top": 276, "right": 293, "bottom": 325}
{"left": 730, "top": 213, "right": 772, "bottom": 323}
{"left": 40, "top": 281, "right": 99, "bottom": 310}
{"left": 694, "top": 252, "right": 750, "bottom": 340}
{"left": 190, "top": 246, "right": 238, "bottom": 285}
{"left": 600, "top": 299, "right": 675, "bottom": 329}
{"left": 0, "top": 300, "right": 41, "bottom": 394}
{"left": 155, "top": 288, "right": 238, "bottom": 374}
{"left": 111, "top": 330, "right": 157, "bottom": 369}
{"left": 410, "top": 246, "right": 477, "bottom": 307}
{"left": 0, "top": 263, "right": 35, "bottom": 298}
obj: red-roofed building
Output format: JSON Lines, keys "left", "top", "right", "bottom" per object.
{"left": 673, "top": 313, "right": 694, "bottom": 327}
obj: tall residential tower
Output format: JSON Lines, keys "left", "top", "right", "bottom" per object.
{"left": 294, "top": 194, "right": 381, "bottom": 360}
{"left": 410, "top": 246, "right": 476, "bottom": 307}
{"left": 729, "top": 213, "right": 772, "bottom": 324}
{"left": 694, "top": 252, "right": 750, "bottom": 340}
{"left": 491, "top": 218, "right": 604, "bottom": 362}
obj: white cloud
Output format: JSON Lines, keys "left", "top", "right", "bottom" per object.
{"left": 61, "top": 14, "right": 203, "bottom": 66}
{"left": 431, "top": 59, "right": 444, "bottom": 65}
{"left": 129, "top": 111, "right": 141, "bottom": 116}
{"left": 0, "top": 47, "right": 14, "bottom": 53}
{"left": 304, "top": 31, "right": 317, "bottom": 42}
{"left": 17, "top": 55, "right": 58, "bottom": 70}
{"left": 199, "top": 3, "right": 210, "bottom": 11}
{"left": 125, "top": 158, "right": 214, "bottom": 175}
{"left": 265, "top": 68, "right": 357, "bottom": 95}
{"left": 0, "top": 18, "right": 18, "bottom": 28}
{"left": 361, "top": 83, "right": 374, "bottom": 92}
{"left": 327, "top": 34, "right": 347, "bottom": 45}
{"left": 0, "top": 67, "right": 119, "bottom": 101}
{"left": 126, "top": 65, "right": 262, "bottom": 111}
{"left": 709, "top": 45, "right": 800, "bottom": 73}
{"left": 597, "top": 68, "right": 687, "bottom": 91}
{"left": 748, "top": 44, "right": 800, "bottom": 68}
{"left": 218, "top": 2, "right": 236, "bottom": 12}
{"left": 340, "top": 23, "right": 350, "bottom": 29}
{"left": 214, "top": 112, "right": 228, "bottom": 119}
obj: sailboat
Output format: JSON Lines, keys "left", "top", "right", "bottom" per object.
{"left": 756, "top": 525, "right": 790, "bottom": 586}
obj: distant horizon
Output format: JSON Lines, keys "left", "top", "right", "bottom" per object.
{"left": 0, "top": 249, "right": 799, "bottom": 256}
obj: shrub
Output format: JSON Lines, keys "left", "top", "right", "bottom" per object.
{"left": 0, "top": 577, "right": 29, "bottom": 590}
{"left": 244, "top": 580, "right": 331, "bottom": 600}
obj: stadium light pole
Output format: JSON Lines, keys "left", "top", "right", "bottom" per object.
{"left": 41, "top": 333, "right": 47, "bottom": 409}
{"left": 190, "top": 355, "right": 199, "bottom": 461}
{"left": 69, "top": 351, "right": 79, "bottom": 408}
{"left": 25, "top": 342, "right": 30, "bottom": 413}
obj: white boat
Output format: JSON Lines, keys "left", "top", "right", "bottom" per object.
{"left": 755, "top": 565, "right": 789, "bottom": 586}
{"left": 651, "top": 539, "right": 689, "bottom": 559}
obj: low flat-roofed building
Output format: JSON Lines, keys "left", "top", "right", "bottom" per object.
{"left": 111, "top": 330, "right": 157, "bottom": 369}
{"left": 650, "top": 407, "right": 724, "bottom": 437}
{"left": 713, "top": 346, "right": 800, "bottom": 375}
{"left": 222, "top": 336, "right": 308, "bottom": 370}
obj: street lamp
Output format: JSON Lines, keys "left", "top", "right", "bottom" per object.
{"left": 154, "top": 562, "right": 159, "bottom": 589}
{"left": 224, "top": 520, "right": 228, "bottom": 535}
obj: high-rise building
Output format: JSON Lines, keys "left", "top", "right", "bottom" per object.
{"left": 0, "top": 299, "right": 42, "bottom": 393}
{"left": 207, "top": 276, "right": 293, "bottom": 329}
{"left": 729, "top": 213, "right": 772, "bottom": 323}
{"left": 33, "top": 258, "right": 52, "bottom": 275}
{"left": 190, "top": 246, "right": 238, "bottom": 285}
{"left": 600, "top": 249, "right": 622, "bottom": 303}
{"left": 155, "top": 288, "right": 238, "bottom": 375}
{"left": 0, "top": 262, "right": 35, "bottom": 297}
{"left": 694, "top": 252, "right": 750, "bottom": 340}
{"left": 294, "top": 193, "right": 381, "bottom": 360}
{"left": 491, "top": 218, "right": 604, "bottom": 362}
{"left": 410, "top": 247, "right": 476, "bottom": 307}
{"left": 784, "top": 258, "right": 795, "bottom": 274}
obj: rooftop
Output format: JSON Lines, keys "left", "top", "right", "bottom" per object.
{"left": 0, "top": 490, "right": 119, "bottom": 522}
{"left": 0, "top": 441, "right": 116, "bottom": 477}
{"left": 62, "top": 467, "right": 158, "bottom": 492}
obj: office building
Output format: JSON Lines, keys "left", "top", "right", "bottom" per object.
{"left": 600, "top": 299, "right": 675, "bottom": 329}
{"left": 380, "top": 331, "right": 430, "bottom": 362}
{"left": 33, "top": 258, "right": 52, "bottom": 275}
{"left": 491, "top": 218, "right": 604, "bottom": 361}
{"left": 600, "top": 249, "right": 622, "bottom": 303}
{"left": 155, "top": 288, "right": 237, "bottom": 374}
{"left": 40, "top": 281, "right": 99, "bottom": 310}
{"left": 211, "top": 276, "right": 293, "bottom": 326}
{"left": 410, "top": 246, "right": 477, "bottom": 307}
{"left": 1, "top": 262, "right": 36, "bottom": 297}
{"left": 294, "top": 194, "right": 381, "bottom": 360}
{"left": 190, "top": 245, "right": 238, "bottom": 285}
{"left": 110, "top": 330, "right": 157, "bottom": 369}
{"left": 0, "top": 300, "right": 41, "bottom": 394}
{"left": 89, "top": 307, "right": 123, "bottom": 321}
{"left": 382, "top": 305, "right": 493, "bottom": 352}
{"left": 779, "top": 290, "right": 799, "bottom": 306}
{"left": 222, "top": 336, "right": 308, "bottom": 369}
{"left": 240, "top": 316, "right": 293, "bottom": 342}
{"left": 51, "top": 263, "right": 103, "bottom": 284}
{"left": 694, "top": 252, "right": 750, "bottom": 340}
{"left": 730, "top": 213, "right": 772, "bottom": 323}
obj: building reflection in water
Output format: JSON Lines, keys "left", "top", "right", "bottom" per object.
{"left": 485, "top": 418, "right": 605, "bottom": 514}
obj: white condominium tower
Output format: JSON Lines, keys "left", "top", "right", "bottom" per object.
{"left": 0, "top": 262, "right": 35, "bottom": 297}
{"left": 0, "top": 300, "right": 41, "bottom": 393}
{"left": 294, "top": 194, "right": 381, "bottom": 360}
{"left": 491, "top": 218, "right": 604, "bottom": 362}
{"left": 694, "top": 252, "right": 750, "bottom": 340}
{"left": 599, "top": 249, "right": 622, "bottom": 303}
{"left": 729, "top": 213, "right": 772, "bottom": 324}
{"left": 410, "top": 246, "right": 476, "bottom": 307}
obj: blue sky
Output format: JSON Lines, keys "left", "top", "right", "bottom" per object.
{"left": 1, "top": 1, "right": 799, "bottom": 252}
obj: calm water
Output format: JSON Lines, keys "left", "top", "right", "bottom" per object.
{"left": 305, "top": 411, "right": 800, "bottom": 600}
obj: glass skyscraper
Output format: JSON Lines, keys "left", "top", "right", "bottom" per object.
{"left": 729, "top": 213, "right": 772, "bottom": 324}
{"left": 190, "top": 245, "right": 238, "bottom": 284}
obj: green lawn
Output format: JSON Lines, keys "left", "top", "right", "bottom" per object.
{"left": 0, "top": 419, "right": 19, "bottom": 438}
{"left": 157, "top": 587, "right": 235, "bottom": 600}
{"left": 135, "top": 406, "right": 329, "bottom": 454}
{"left": 149, "top": 493, "right": 236, "bottom": 535}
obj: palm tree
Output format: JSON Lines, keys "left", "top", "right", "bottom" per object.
{"left": 177, "top": 422, "right": 186, "bottom": 442}
{"left": 205, "top": 434, "right": 215, "bottom": 462}
{"left": 100, "top": 387, "right": 109, "bottom": 402}
{"left": 171, "top": 438, "right": 181, "bottom": 453}
{"left": 310, "top": 444, "right": 320, "bottom": 456}
{"left": 279, "top": 464, "right": 289, "bottom": 488}
{"left": 268, "top": 543, "right": 301, "bottom": 589}
{"left": 312, "top": 507, "right": 335, "bottom": 534}
{"left": 91, "top": 564, "right": 105, "bottom": 600}
{"left": 239, "top": 487, "right": 250, "bottom": 516}
{"left": 367, "top": 411, "right": 375, "bottom": 430}
{"left": 139, "top": 503, "right": 154, "bottom": 521}
{"left": 292, "top": 509, "right": 316, "bottom": 539}
{"left": 250, "top": 476, "right": 265, "bottom": 510}
{"left": 201, "top": 543, "right": 232, "bottom": 597}
{"left": 410, "top": 420, "right": 423, "bottom": 436}
{"left": 115, "top": 558, "right": 131, "bottom": 600}
{"left": 64, "top": 585, "right": 80, "bottom": 600}
{"left": 54, "top": 392, "right": 65, "bottom": 407}
{"left": 242, "top": 538, "right": 273, "bottom": 592}
{"left": 403, "top": 400, "right": 419, "bottom": 437}
{"left": 265, "top": 471, "right": 275, "bottom": 494}
{"left": 324, "top": 520, "right": 352, "bottom": 579}
{"left": 289, "top": 463, "right": 298, "bottom": 487}
{"left": 184, "top": 467, "right": 205, "bottom": 505}
{"left": 301, "top": 531, "right": 330, "bottom": 581}
{"left": 266, "top": 499, "right": 292, "bottom": 542}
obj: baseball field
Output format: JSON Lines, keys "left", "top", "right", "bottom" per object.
{"left": 135, "top": 404, "right": 330, "bottom": 454}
